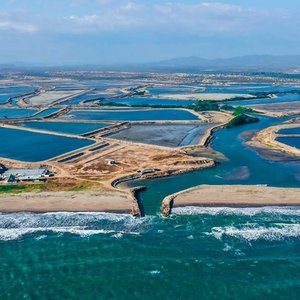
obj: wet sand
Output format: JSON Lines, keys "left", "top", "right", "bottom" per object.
{"left": 162, "top": 185, "right": 300, "bottom": 215}
{"left": 0, "top": 190, "right": 133, "bottom": 213}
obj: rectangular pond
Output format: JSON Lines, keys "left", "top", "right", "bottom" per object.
{"left": 101, "top": 97, "right": 195, "bottom": 107}
{"left": 0, "top": 109, "right": 37, "bottom": 119}
{"left": 276, "top": 136, "right": 300, "bottom": 149}
{"left": 0, "top": 127, "right": 95, "bottom": 162}
{"left": 20, "top": 121, "right": 111, "bottom": 135}
{"left": 59, "top": 109, "right": 200, "bottom": 121}
{"left": 278, "top": 127, "right": 300, "bottom": 135}
{"left": 108, "top": 123, "right": 215, "bottom": 147}
{"left": 34, "top": 108, "right": 61, "bottom": 118}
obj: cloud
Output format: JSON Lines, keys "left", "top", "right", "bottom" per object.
{"left": 66, "top": 1, "right": 272, "bottom": 35}
{"left": 0, "top": 20, "right": 37, "bottom": 32}
{"left": 0, "top": 10, "right": 37, "bottom": 33}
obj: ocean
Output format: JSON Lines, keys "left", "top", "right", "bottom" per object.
{"left": 0, "top": 208, "right": 299, "bottom": 299}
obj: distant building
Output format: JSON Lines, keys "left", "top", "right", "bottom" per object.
{"left": 1, "top": 168, "right": 53, "bottom": 182}
{"left": 137, "top": 168, "right": 159, "bottom": 176}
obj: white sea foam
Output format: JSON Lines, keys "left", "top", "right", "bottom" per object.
{"left": 0, "top": 226, "right": 140, "bottom": 241}
{"left": 172, "top": 206, "right": 300, "bottom": 217}
{"left": 208, "top": 223, "right": 300, "bottom": 242}
{"left": 0, "top": 212, "right": 153, "bottom": 241}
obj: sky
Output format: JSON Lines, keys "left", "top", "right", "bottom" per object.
{"left": 1, "top": 0, "right": 300, "bottom": 65}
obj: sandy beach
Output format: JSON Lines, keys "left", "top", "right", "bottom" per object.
{"left": 0, "top": 190, "right": 133, "bottom": 213}
{"left": 162, "top": 185, "right": 300, "bottom": 215}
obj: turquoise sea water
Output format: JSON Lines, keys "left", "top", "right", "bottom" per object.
{"left": 0, "top": 127, "right": 94, "bottom": 162}
{"left": 21, "top": 121, "right": 110, "bottom": 135}
{"left": 0, "top": 209, "right": 299, "bottom": 299}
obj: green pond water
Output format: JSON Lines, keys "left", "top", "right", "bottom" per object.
{"left": 0, "top": 127, "right": 94, "bottom": 162}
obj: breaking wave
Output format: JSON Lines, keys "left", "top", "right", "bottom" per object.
{"left": 0, "top": 212, "right": 153, "bottom": 241}
{"left": 172, "top": 206, "right": 300, "bottom": 217}
{"left": 208, "top": 223, "right": 300, "bottom": 242}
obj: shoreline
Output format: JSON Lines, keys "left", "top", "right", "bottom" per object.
{"left": 247, "top": 119, "right": 300, "bottom": 160}
{"left": 161, "top": 185, "right": 300, "bottom": 216}
{"left": 0, "top": 190, "right": 135, "bottom": 214}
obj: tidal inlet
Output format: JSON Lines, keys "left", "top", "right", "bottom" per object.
{"left": 0, "top": 1, "right": 300, "bottom": 299}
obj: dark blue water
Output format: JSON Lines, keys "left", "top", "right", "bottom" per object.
{"left": 0, "top": 109, "right": 37, "bottom": 119}
{"left": 277, "top": 137, "right": 300, "bottom": 149}
{"left": 102, "top": 97, "right": 195, "bottom": 107}
{"left": 278, "top": 127, "right": 300, "bottom": 135}
{"left": 0, "top": 127, "right": 94, "bottom": 162}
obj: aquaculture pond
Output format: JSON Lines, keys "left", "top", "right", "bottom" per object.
{"left": 227, "top": 93, "right": 300, "bottom": 107}
{"left": 127, "top": 115, "right": 300, "bottom": 215}
{"left": 109, "top": 123, "right": 215, "bottom": 148}
{"left": 278, "top": 127, "right": 300, "bottom": 135}
{"left": 0, "top": 127, "right": 94, "bottom": 162}
{"left": 0, "top": 109, "right": 37, "bottom": 119}
{"left": 147, "top": 86, "right": 200, "bottom": 95}
{"left": 101, "top": 97, "right": 195, "bottom": 107}
{"left": 60, "top": 109, "right": 200, "bottom": 121}
{"left": 277, "top": 136, "right": 300, "bottom": 149}
{"left": 203, "top": 84, "right": 299, "bottom": 94}
{"left": 0, "top": 86, "right": 36, "bottom": 104}
{"left": 34, "top": 108, "right": 61, "bottom": 118}
{"left": 60, "top": 93, "right": 111, "bottom": 105}
{"left": 21, "top": 121, "right": 111, "bottom": 135}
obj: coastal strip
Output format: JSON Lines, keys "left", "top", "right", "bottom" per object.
{"left": 0, "top": 190, "right": 134, "bottom": 214}
{"left": 161, "top": 185, "right": 300, "bottom": 216}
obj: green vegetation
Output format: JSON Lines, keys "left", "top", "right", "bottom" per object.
{"left": 188, "top": 100, "right": 220, "bottom": 111}
{"left": 222, "top": 105, "right": 261, "bottom": 114}
{"left": 0, "top": 184, "right": 44, "bottom": 194}
{"left": 226, "top": 112, "right": 259, "bottom": 128}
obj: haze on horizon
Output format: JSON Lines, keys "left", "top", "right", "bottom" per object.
{"left": 1, "top": 0, "right": 300, "bottom": 66}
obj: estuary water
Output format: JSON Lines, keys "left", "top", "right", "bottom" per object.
{"left": 0, "top": 114, "right": 299, "bottom": 299}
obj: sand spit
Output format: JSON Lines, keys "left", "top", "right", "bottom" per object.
{"left": 0, "top": 190, "right": 134, "bottom": 214}
{"left": 161, "top": 185, "right": 300, "bottom": 216}
{"left": 248, "top": 120, "right": 300, "bottom": 160}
